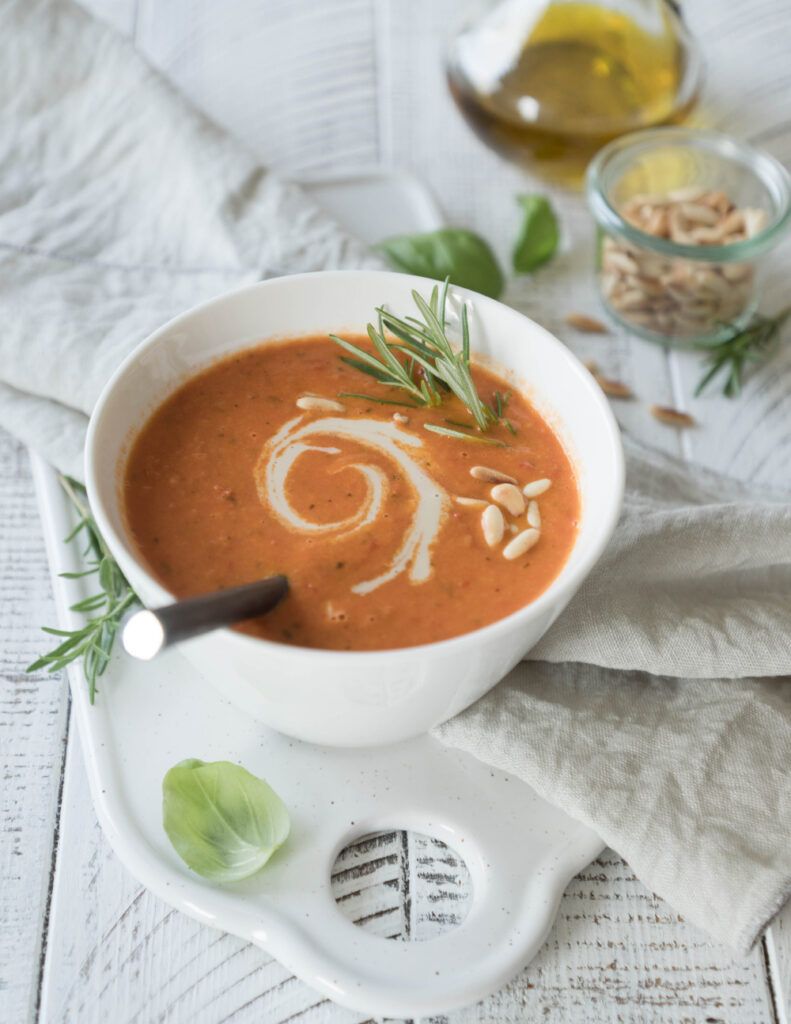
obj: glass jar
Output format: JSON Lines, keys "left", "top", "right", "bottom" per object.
{"left": 586, "top": 127, "right": 791, "bottom": 345}
{"left": 446, "top": 0, "right": 703, "bottom": 186}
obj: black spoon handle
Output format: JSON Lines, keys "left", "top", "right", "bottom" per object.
{"left": 122, "top": 574, "right": 289, "bottom": 660}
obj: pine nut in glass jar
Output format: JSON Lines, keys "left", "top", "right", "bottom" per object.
{"left": 586, "top": 128, "right": 791, "bottom": 346}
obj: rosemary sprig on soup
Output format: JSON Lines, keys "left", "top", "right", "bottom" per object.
{"left": 123, "top": 285, "right": 579, "bottom": 651}
{"left": 330, "top": 280, "right": 513, "bottom": 437}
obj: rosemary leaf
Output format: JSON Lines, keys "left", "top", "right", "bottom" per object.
{"left": 70, "top": 594, "right": 109, "bottom": 613}
{"left": 339, "top": 356, "right": 393, "bottom": 384}
{"left": 424, "top": 423, "right": 507, "bottom": 447}
{"left": 461, "top": 311, "right": 473, "bottom": 377}
{"left": 338, "top": 392, "right": 419, "bottom": 408}
{"left": 64, "top": 518, "right": 90, "bottom": 544}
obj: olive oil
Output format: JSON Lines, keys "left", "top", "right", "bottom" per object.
{"left": 447, "top": 1, "right": 700, "bottom": 186}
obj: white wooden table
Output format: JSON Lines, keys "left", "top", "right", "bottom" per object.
{"left": 3, "top": 1, "right": 791, "bottom": 1021}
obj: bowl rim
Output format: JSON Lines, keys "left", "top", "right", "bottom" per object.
{"left": 85, "top": 269, "right": 625, "bottom": 663}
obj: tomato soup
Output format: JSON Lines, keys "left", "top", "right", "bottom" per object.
{"left": 123, "top": 336, "right": 579, "bottom": 650}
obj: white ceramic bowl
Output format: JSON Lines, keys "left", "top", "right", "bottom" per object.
{"left": 86, "top": 271, "right": 624, "bottom": 746}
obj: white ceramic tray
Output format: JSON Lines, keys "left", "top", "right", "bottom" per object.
{"left": 31, "top": 171, "right": 603, "bottom": 1018}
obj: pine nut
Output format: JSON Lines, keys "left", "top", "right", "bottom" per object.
{"left": 481, "top": 504, "right": 504, "bottom": 547}
{"left": 604, "top": 250, "right": 640, "bottom": 275}
{"left": 522, "top": 478, "right": 551, "bottom": 497}
{"left": 296, "top": 396, "right": 345, "bottom": 412}
{"left": 502, "top": 528, "right": 541, "bottom": 560}
{"left": 470, "top": 465, "right": 517, "bottom": 484}
{"left": 689, "top": 225, "right": 727, "bottom": 245}
{"left": 700, "top": 190, "right": 732, "bottom": 214}
{"left": 596, "top": 376, "right": 632, "bottom": 398}
{"left": 743, "top": 207, "right": 767, "bottom": 237}
{"left": 720, "top": 210, "right": 744, "bottom": 235}
{"left": 668, "top": 207, "right": 697, "bottom": 245}
{"left": 526, "top": 500, "right": 541, "bottom": 529}
{"left": 453, "top": 496, "right": 488, "bottom": 509}
{"left": 601, "top": 272, "right": 619, "bottom": 298}
{"left": 679, "top": 202, "right": 720, "bottom": 226}
{"left": 644, "top": 207, "right": 669, "bottom": 236}
{"left": 611, "top": 289, "right": 649, "bottom": 311}
{"left": 392, "top": 412, "right": 410, "bottom": 424}
{"left": 490, "top": 483, "right": 525, "bottom": 516}
{"left": 565, "top": 312, "right": 608, "bottom": 333}
{"left": 721, "top": 263, "right": 750, "bottom": 283}
{"left": 634, "top": 275, "right": 665, "bottom": 297}
{"left": 650, "top": 404, "right": 696, "bottom": 427}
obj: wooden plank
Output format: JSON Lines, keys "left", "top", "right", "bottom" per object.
{"left": 414, "top": 850, "right": 775, "bottom": 1024}
{"left": 132, "top": 0, "right": 380, "bottom": 175}
{"left": 409, "top": 833, "right": 472, "bottom": 942}
{"left": 0, "top": 435, "right": 70, "bottom": 1024}
{"left": 766, "top": 901, "right": 791, "bottom": 1024}
{"left": 658, "top": 0, "right": 791, "bottom": 485}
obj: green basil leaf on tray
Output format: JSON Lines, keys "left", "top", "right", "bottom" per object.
{"left": 512, "top": 195, "right": 559, "bottom": 273}
{"left": 376, "top": 228, "right": 504, "bottom": 299}
{"left": 163, "top": 758, "right": 290, "bottom": 882}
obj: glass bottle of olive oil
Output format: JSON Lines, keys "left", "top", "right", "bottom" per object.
{"left": 447, "top": 0, "right": 702, "bottom": 186}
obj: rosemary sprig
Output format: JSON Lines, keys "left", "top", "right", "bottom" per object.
{"left": 694, "top": 307, "right": 790, "bottom": 398}
{"left": 330, "top": 280, "right": 512, "bottom": 435}
{"left": 28, "top": 476, "right": 138, "bottom": 703}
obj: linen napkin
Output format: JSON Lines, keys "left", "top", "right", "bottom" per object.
{"left": 2, "top": 0, "right": 789, "bottom": 955}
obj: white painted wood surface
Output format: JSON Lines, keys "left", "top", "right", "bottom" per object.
{"left": 2, "top": 0, "right": 790, "bottom": 1021}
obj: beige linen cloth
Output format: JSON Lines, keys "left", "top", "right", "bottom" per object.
{"left": 2, "top": 0, "right": 789, "bottom": 956}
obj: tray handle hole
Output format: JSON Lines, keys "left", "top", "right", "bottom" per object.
{"left": 331, "top": 830, "right": 472, "bottom": 941}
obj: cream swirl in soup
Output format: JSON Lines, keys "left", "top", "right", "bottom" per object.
{"left": 255, "top": 415, "right": 449, "bottom": 594}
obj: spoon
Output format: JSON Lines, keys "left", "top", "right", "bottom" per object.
{"left": 121, "top": 574, "right": 289, "bottom": 661}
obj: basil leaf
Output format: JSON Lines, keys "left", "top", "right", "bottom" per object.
{"left": 512, "top": 195, "right": 559, "bottom": 273}
{"left": 377, "top": 228, "right": 504, "bottom": 298}
{"left": 163, "top": 758, "right": 290, "bottom": 882}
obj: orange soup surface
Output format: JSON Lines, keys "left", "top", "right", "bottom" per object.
{"left": 124, "top": 336, "right": 579, "bottom": 650}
